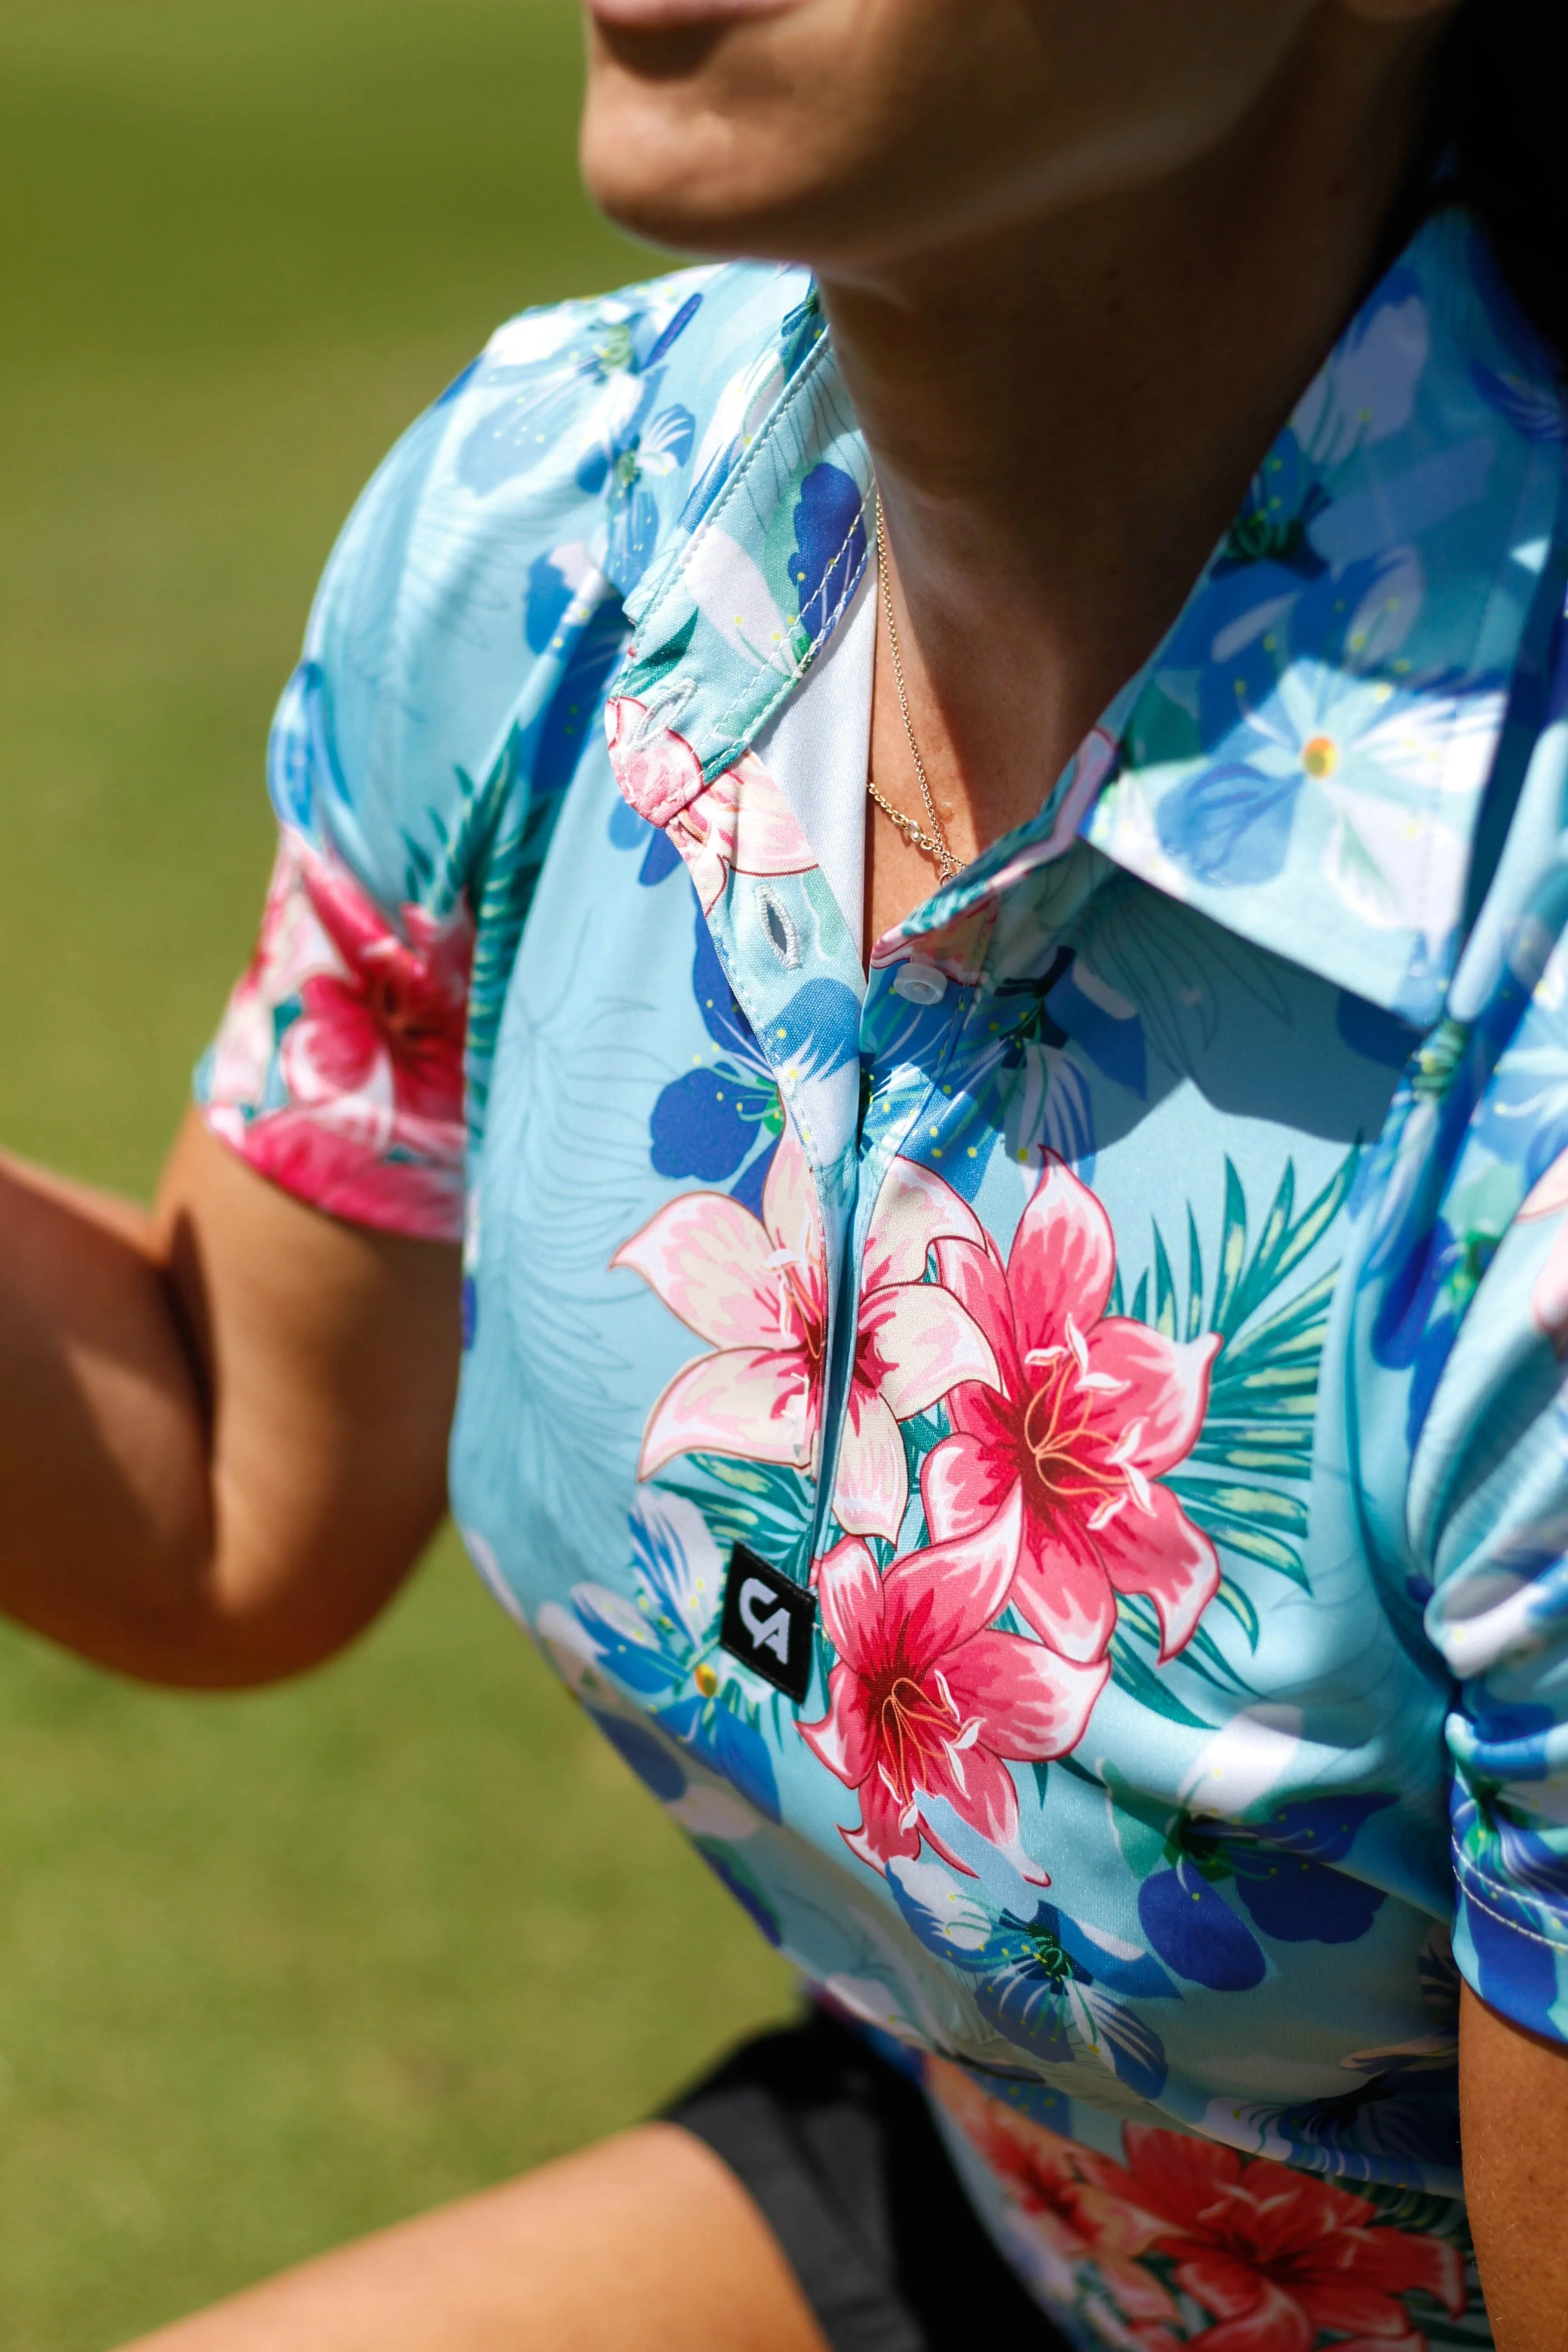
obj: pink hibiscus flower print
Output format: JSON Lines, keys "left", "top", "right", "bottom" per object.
{"left": 799, "top": 1478, "right": 1107, "bottom": 1876}
{"left": 614, "top": 1147, "right": 996, "bottom": 1509}
{"left": 278, "top": 844, "right": 471, "bottom": 1161}
{"left": 1067, "top": 2125, "right": 1467, "bottom": 2352}
{"left": 203, "top": 830, "right": 471, "bottom": 1242}
{"left": 206, "top": 832, "right": 336, "bottom": 1109}
{"left": 614, "top": 1127, "right": 829, "bottom": 1479}
{"left": 924, "top": 1155, "right": 1220, "bottom": 1665}
{"left": 926, "top": 2061, "right": 1182, "bottom": 2337}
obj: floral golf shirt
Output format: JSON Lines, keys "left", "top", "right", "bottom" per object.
{"left": 201, "top": 204, "right": 1568, "bottom": 2351}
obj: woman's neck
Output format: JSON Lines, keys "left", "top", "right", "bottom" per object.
{"left": 823, "top": 9, "right": 1443, "bottom": 905}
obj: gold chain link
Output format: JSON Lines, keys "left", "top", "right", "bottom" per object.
{"left": 866, "top": 493, "right": 966, "bottom": 884}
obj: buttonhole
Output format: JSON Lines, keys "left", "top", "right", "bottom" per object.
{"left": 756, "top": 886, "right": 801, "bottom": 970}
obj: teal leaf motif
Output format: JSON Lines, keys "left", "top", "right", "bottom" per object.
{"left": 1123, "top": 1147, "right": 1358, "bottom": 1640}
{"left": 659, "top": 1452, "right": 814, "bottom": 1583}
{"left": 1119, "top": 1592, "right": 1255, "bottom": 1695}
{"left": 1166, "top": 1478, "right": 1310, "bottom": 1539}
{"left": 1210, "top": 1158, "right": 1250, "bottom": 1336}
{"left": 615, "top": 607, "right": 700, "bottom": 706}
{"left": 402, "top": 723, "right": 572, "bottom": 1143}
{"left": 466, "top": 777, "right": 565, "bottom": 1127}
{"left": 1170, "top": 1484, "right": 1313, "bottom": 1590}
{"left": 1214, "top": 1575, "right": 1261, "bottom": 1650}
{"left": 1153, "top": 1226, "right": 1177, "bottom": 1340}
{"left": 1107, "top": 1620, "right": 1216, "bottom": 1730}
{"left": 1185, "top": 1207, "right": 1205, "bottom": 1342}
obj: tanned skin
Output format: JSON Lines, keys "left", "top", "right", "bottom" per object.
{"left": 6, "top": 0, "right": 1558, "bottom": 2343}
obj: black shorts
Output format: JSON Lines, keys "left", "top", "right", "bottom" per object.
{"left": 666, "top": 2009, "right": 1070, "bottom": 2352}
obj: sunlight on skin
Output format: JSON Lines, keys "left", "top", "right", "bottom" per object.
{"left": 118, "top": 2126, "right": 830, "bottom": 2352}
{"left": 1461, "top": 1987, "right": 1568, "bottom": 2350}
{"left": 7, "top": 0, "right": 1565, "bottom": 2343}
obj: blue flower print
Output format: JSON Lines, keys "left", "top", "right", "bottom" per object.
{"left": 1352, "top": 1021, "right": 1489, "bottom": 1453}
{"left": 648, "top": 907, "right": 784, "bottom": 1212}
{"left": 523, "top": 553, "right": 631, "bottom": 797}
{"left": 1370, "top": 1208, "right": 1494, "bottom": 1454}
{"left": 457, "top": 321, "right": 639, "bottom": 498}
{"left": 1156, "top": 761, "right": 1304, "bottom": 893}
{"left": 1290, "top": 263, "right": 1430, "bottom": 473}
{"left": 789, "top": 462, "right": 867, "bottom": 645}
{"left": 1136, "top": 1793, "right": 1396, "bottom": 1992}
{"left": 578, "top": 373, "right": 696, "bottom": 595}
{"left": 608, "top": 793, "right": 684, "bottom": 887}
{"left": 1037, "top": 948, "right": 1148, "bottom": 1099}
{"left": 456, "top": 290, "right": 702, "bottom": 501}
{"left": 889, "top": 1852, "right": 1176, "bottom": 2103}
{"left": 1464, "top": 228, "right": 1565, "bottom": 444}
{"left": 1258, "top": 2039, "right": 1462, "bottom": 2179}
{"left": 905, "top": 947, "right": 1097, "bottom": 1200}
{"left": 1471, "top": 1018, "right": 1568, "bottom": 1204}
{"left": 1228, "top": 1933, "right": 1462, "bottom": 2178}
{"left": 568, "top": 1490, "right": 780, "bottom": 1820}
{"left": 680, "top": 290, "right": 825, "bottom": 535}
{"left": 1221, "top": 434, "right": 1331, "bottom": 578}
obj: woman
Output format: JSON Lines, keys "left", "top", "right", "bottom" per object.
{"left": 3, "top": 0, "right": 1564, "bottom": 2343}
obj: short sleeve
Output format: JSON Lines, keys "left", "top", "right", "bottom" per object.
{"left": 1413, "top": 1129, "right": 1568, "bottom": 2040}
{"left": 193, "top": 365, "right": 500, "bottom": 1242}
{"left": 197, "top": 822, "right": 474, "bottom": 1241}
{"left": 194, "top": 260, "right": 824, "bottom": 1236}
{"left": 192, "top": 271, "right": 720, "bottom": 1240}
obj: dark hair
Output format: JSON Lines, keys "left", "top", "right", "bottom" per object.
{"left": 1438, "top": 0, "right": 1568, "bottom": 363}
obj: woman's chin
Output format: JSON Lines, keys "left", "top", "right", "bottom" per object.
{"left": 584, "top": 0, "right": 796, "bottom": 23}
{"left": 581, "top": 108, "right": 813, "bottom": 263}
{"left": 586, "top": 178, "right": 800, "bottom": 265}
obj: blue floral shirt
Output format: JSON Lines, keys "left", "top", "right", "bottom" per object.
{"left": 199, "top": 202, "right": 1568, "bottom": 2351}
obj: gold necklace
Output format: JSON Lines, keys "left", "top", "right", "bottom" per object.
{"left": 866, "top": 494, "right": 966, "bottom": 885}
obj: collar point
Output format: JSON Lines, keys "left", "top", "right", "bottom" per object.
{"left": 604, "top": 694, "right": 708, "bottom": 829}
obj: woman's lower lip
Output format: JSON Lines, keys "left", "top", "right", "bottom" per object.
{"left": 584, "top": 0, "right": 794, "bottom": 26}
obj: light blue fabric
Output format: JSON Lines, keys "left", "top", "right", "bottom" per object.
{"left": 197, "top": 204, "right": 1568, "bottom": 2348}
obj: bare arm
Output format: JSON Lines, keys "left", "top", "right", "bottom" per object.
{"left": 1461, "top": 1981, "right": 1568, "bottom": 2347}
{"left": 0, "top": 1109, "right": 461, "bottom": 1687}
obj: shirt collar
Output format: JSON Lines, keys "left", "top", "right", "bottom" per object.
{"left": 607, "top": 207, "right": 1566, "bottom": 1024}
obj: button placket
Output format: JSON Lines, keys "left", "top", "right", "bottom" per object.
{"left": 804, "top": 914, "right": 996, "bottom": 1558}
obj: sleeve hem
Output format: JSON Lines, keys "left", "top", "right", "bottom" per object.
{"left": 199, "top": 1100, "right": 465, "bottom": 1247}
{"left": 1454, "top": 1860, "right": 1568, "bottom": 1953}
{"left": 1452, "top": 1852, "right": 1568, "bottom": 2041}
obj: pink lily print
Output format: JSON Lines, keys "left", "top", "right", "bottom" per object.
{"left": 800, "top": 1480, "right": 1108, "bottom": 1877}
{"left": 606, "top": 696, "right": 814, "bottom": 915}
{"left": 614, "top": 1146, "right": 997, "bottom": 1514}
{"left": 925, "top": 1155, "right": 1220, "bottom": 1666}
{"left": 614, "top": 1127, "right": 828, "bottom": 1480}
{"left": 836, "top": 1158, "right": 1000, "bottom": 1541}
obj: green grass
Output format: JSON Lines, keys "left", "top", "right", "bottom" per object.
{"left": 0, "top": 6, "right": 795, "bottom": 2342}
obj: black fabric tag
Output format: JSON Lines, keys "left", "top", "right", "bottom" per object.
{"left": 719, "top": 1544, "right": 816, "bottom": 1704}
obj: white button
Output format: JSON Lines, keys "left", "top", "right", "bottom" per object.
{"left": 892, "top": 962, "right": 948, "bottom": 1005}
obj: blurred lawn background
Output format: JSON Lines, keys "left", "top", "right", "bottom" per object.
{"left": 0, "top": 5, "right": 795, "bottom": 2344}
